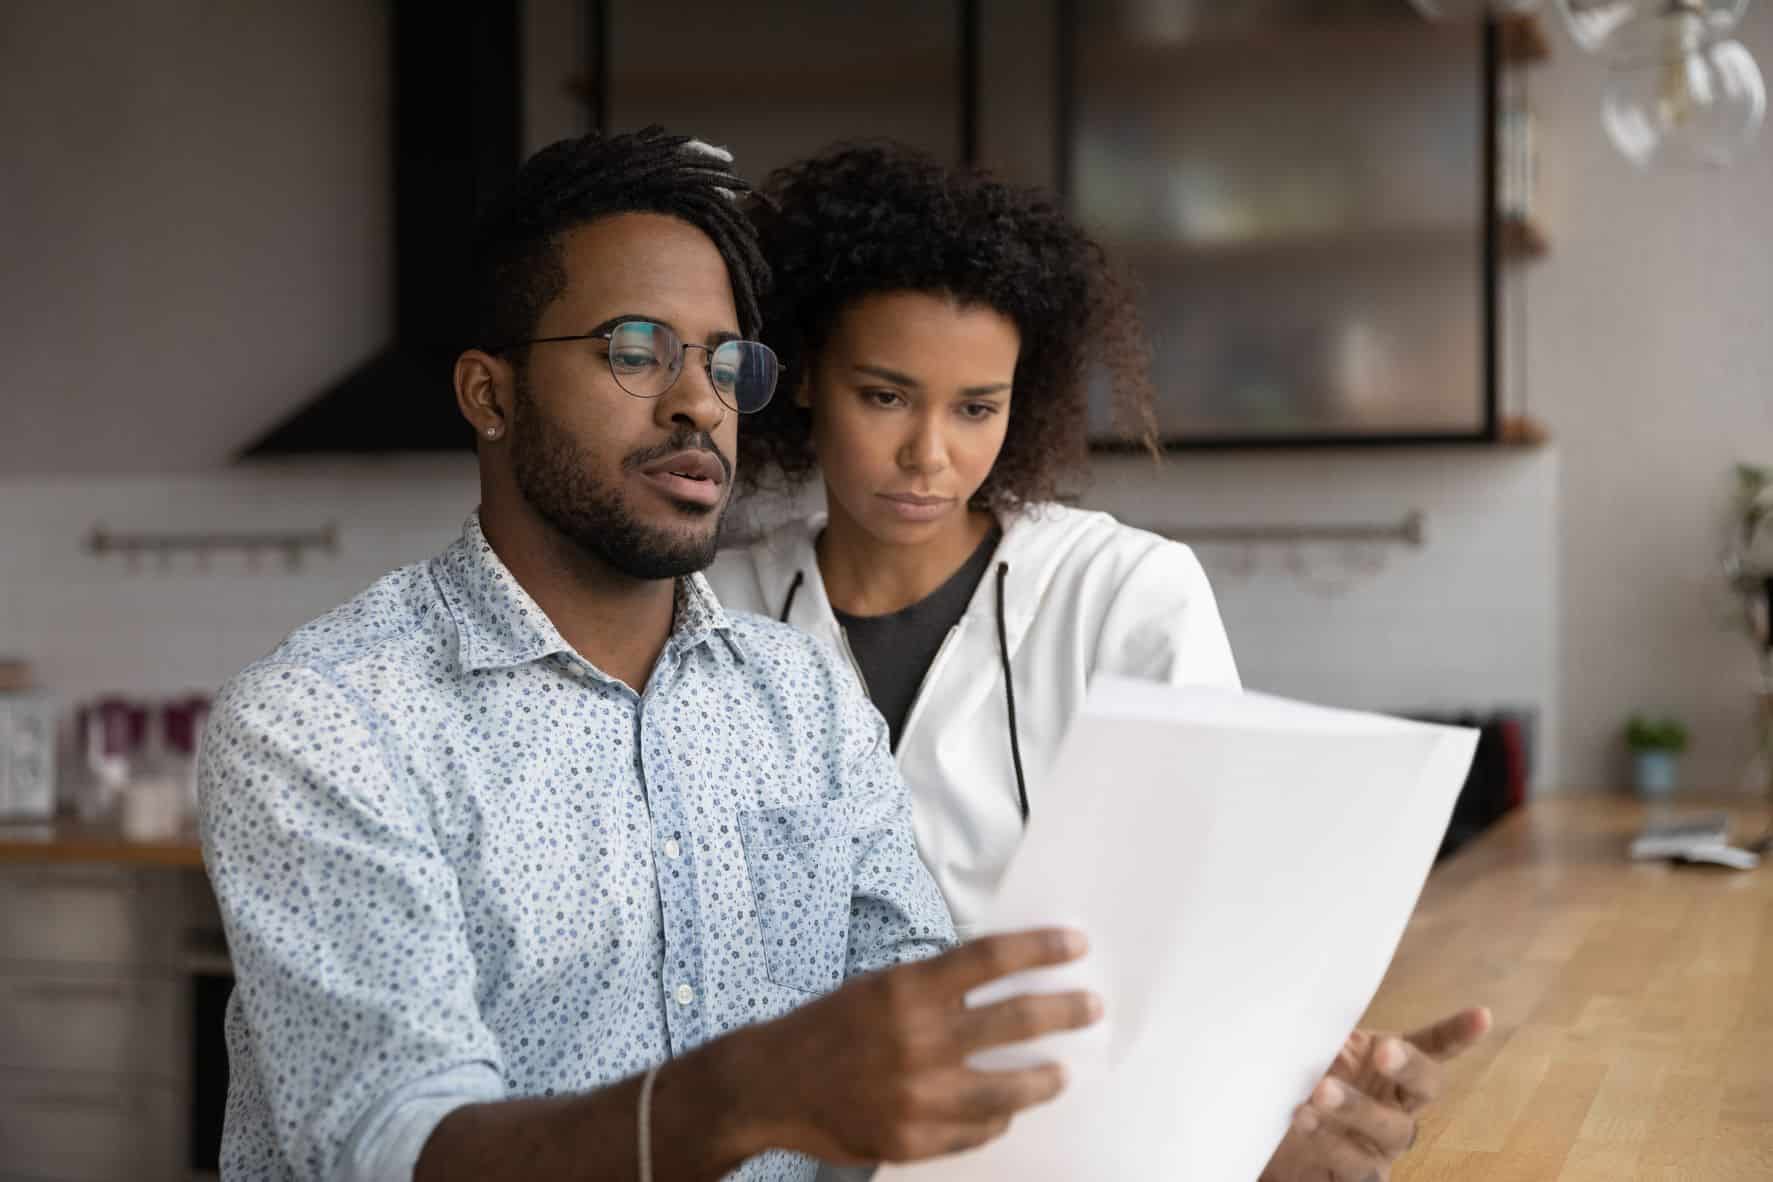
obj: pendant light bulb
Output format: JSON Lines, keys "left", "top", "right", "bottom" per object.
{"left": 1600, "top": 3, "right": 1766, "bottom": 167}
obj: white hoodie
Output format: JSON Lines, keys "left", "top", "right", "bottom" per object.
{"left": 706, "top": 502, "right": 1241, "bottom": 936}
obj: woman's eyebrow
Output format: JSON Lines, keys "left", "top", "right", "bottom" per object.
{"left": 853, "top": 363, "right": 921, "bottom": 388}
{"left": 853, "top": 365, "right": 1011, "bottom": 398}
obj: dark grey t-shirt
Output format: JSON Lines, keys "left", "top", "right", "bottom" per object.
{"left": 833, "top": 526, "right": 1002, "bottom": 750}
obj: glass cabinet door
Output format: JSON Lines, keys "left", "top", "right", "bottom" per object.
{"left": 1071, "top": 2, "right": 1490, "bottom": 444}
{"left": 601, "top": 0, "right": 966, "bottom": 184}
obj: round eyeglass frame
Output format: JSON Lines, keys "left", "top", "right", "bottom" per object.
{"left": 491, "top": 320, "right": 781, "bottom": 414}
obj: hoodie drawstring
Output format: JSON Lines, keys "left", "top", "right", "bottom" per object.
{"left": 785, "top": 562, "right": 1030, "bottom": 826}
{"left": 996, "top": 562, "right": 1031, "bottom": 825}
{"left": 778, "top": 571, "right": 804, "bottom": 623}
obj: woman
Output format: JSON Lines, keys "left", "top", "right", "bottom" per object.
{"left": 708, "top": 143, "right": 1490, "bottom": 1182}
{"left": 708, "top": 142, "right": 1240, "bottom": 939}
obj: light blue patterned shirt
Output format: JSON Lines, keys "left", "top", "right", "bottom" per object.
{"left": 198, "top": 514, "right": 956, "bottom": 1182}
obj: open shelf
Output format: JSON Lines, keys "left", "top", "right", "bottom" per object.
{"left": 1101, "top": 223, "right": 1484, "bottom": 269}
{"left": 1078, "top": 19, "right": 1474, "bottom": 87}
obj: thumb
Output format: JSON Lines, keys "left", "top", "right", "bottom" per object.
{"left": 1407, "top": 1006, "right": 1492, "bottom": 1061}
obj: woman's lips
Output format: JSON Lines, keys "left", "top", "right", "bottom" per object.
{"left": 878, "top": 492, "right": 956, "bottom": 522}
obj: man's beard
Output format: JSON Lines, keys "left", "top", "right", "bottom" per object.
{"left": 508, "top": 376, "right": 730, "bottom": 580}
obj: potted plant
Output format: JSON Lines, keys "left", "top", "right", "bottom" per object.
{"left": 1625, "top": 716, "right": 1689, "bottom": 797}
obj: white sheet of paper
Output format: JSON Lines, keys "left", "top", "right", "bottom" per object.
{"left": 877, "top": 676, "right": 1477, "bottom": 1182}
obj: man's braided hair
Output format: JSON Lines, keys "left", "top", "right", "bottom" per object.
{"left": 472, "top": 126, "right": 769, "bottom": 355}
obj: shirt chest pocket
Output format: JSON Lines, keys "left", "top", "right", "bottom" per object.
{"left": 737, "top": 802, "right": 855, "bottom": 995}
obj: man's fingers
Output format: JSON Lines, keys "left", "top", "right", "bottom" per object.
{"left": 1292, "top": 1104, "right": 1391, "bottom": 1182}
{"left": 1405, "top": 1006, "right": 1492, "bottom": 1061}
{"left": 865, "top": 1062, "right": 1061, "bottom": 1162}
{"left": 952, "top": 989, "right": 1103, "bottom": 1052}
{"left": 1309, "top": 1078, "right": 1417, "bottom": 1159}
{"left": 877, "top": 1117, "right": 1016, "bottom": 1163}
{"left": 938, "top": 1116, "right": 1014, "bottom": 1157}
{"left": 1367, "top": 1036, "right": 1442, "bottom": 1110}
{"left": 948, "top": 1062, "right": 1070, "bottom": 1120}
{"left": 921, "top": 928, "right": 1089, "bottom": 995}
{"left": 885, "top": 1063, "right": 1065, "bottom": 1140}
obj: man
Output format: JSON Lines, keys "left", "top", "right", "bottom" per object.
{"left": 201, "top": 127, "right": 1484, "bottom": 1182}
{"left": 200, "top": 128, "right": 1098, "bottom": 1182}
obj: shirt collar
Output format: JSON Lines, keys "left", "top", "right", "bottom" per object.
{"left": 673, "top": 566, "right": 740, "bottom": 658}
{"left": 434, "top": 512, "right": 744, "bottom": 675}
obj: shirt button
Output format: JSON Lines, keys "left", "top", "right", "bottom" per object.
{"left": 674, "top": 983, "right": 695, "bottom": 1006}
{"left": 663, "top": 838, "right": 682, "bottom": 860}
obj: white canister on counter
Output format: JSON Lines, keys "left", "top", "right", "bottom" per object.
{"left": 120, "top": 774, "right": 188, "bottom": 841}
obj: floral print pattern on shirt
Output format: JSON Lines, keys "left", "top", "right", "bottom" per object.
{"left": 199, "top": 513, "right": 955, "bottom": 1181}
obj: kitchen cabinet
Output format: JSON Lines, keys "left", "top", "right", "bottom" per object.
{"left": 0, "top": 848, "right": 222, "bottom": 1182}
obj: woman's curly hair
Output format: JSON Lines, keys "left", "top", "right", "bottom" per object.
{"left": 738, "top": 142, "right": 1157, "bottom": 512}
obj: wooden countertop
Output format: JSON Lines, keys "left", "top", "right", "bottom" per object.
{"left": 1366, "top": 794, "right": 1773, "bottom": 1181}
{"left": 0, "top": 815, "right": 205, "bottom": 869}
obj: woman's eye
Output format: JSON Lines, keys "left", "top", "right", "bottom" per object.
{"left": 960, "top": 402, "right": 1001, "bottom": 420}
{"left": 863, "top": 388, "right": 905, "bottom": 408}
{"left": 612, "top": 350, "right": 660, "bottom": 370}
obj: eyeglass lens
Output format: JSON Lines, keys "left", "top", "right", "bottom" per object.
{"left": 606, "top": 321, "right": 778, "bottom": 414}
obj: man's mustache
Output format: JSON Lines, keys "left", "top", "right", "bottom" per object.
{"left": 623, "top": 431, "right": 734, "bottom": 486}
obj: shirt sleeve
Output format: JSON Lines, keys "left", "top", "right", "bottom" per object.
{"left": 337, "top": 1063, "right": 505, "bottom": 1182}
{"left": 822, "top": 645, "right": 959, "bottom": 977}
{"left": 1093, "top": 538, "right": 1241, "bottom": 691}
{"left": 198, "top": 661, "right": 507, "bottom": 1182}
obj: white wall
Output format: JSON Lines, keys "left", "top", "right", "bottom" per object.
{"left": 1, "top": 450, "right": 1560, "bottom": 783}
{"left": 1525, "top": 9, "right": 1773, "bottom": 791}
{"left": 1084, "top": 449, "right": 1561, "bottom": 785}
{"left": 0, "top": 461, "right": 477, "bottom": 705}
{"left": 0, "top": 0, "right": 389, "bottom": 476}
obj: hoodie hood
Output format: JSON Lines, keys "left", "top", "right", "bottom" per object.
{"left": 737, "top": 502, "right": 1126, "bottom": 658}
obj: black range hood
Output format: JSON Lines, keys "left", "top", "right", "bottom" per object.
{"left": 242, "top": 0, "right": 521, "bottom": 456}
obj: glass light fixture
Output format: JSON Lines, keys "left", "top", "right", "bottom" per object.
{"left": 1559, "top": 0, "right": 1651, "bottom": 50}
{"left": 1560, "top": 0, "right": 1749, "bottom": 53}
{"left": 1599, "top": 2, "right": 1766, "bottom": 167}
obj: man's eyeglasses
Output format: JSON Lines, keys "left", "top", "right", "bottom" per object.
{"left": 493, "top": 320, "right": 780, "bottom": 415}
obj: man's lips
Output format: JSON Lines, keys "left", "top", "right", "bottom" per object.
{"left": 639, "top": 450, "right": 725, "bottom": 484}
{"left": 635, "top": 448, "right": 726, "bottom": 507}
